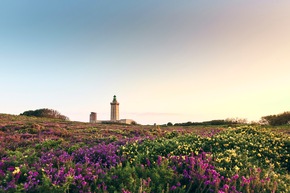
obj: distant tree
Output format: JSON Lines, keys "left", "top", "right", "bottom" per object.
{"left": 205, "top": 120, "right": 227, "bottom": 125}
{"left": 225, "top": 118, "right": 248, "bottom": 124}
{"left": 184, "top": 121, "right": 193, "bottom": 126}
{"left": 167, "top": 122, "right": 173, "bottom": 126}
{"left": 261, "top": 112, "right": 290, "bottom": 126}
{"left": 20, "top": 108, "right": 69, "bottom": 121}
{"left": 131, "top": 121, "right": 137, "bottom": 125}
{"left": 173, "top": 118, "right": 249, "bottom": 126}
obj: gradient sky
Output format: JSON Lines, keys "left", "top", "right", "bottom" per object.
{"left": 1, "top": 1, "right": 290, "bottom": 124}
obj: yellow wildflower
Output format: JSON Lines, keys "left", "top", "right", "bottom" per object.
{"left": 12, "top": 167, "right": 20, "bottom": 175}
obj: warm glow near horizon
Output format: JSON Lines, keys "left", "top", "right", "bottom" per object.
{"left": 0, "top": 1, "right": 289, "bottom": 124}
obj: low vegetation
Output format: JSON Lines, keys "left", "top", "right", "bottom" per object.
{"left": 0, "top": 114, "right": 289, "bottom": 193}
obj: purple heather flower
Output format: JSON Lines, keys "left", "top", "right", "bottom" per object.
{"left": 231, "top": 186, "right": 237, "bottom": 190}
{"left": 205, "top": 180, "right": 211, "bottom": 185}
{"left": 223, "top": 184, "right": 229, "bottom": 190}
{"left": 111, "top": 175, "right": 118, "bottom": 180}
{"left": 200, "top": 163, "right": 209, "bottom": 170}
{"left": 241, "top": 176, "right": 251, "bottom": 185}
{"left": 0, "top": 169, "right": 5, "bottom": 177}
{"left": 189, "top": 156, "right": 195, "bottom": 165}
{"left": 142, "top": 177, "right": 151, "bottom": 186}
{"left": 260, "top": 179, "right": 265, "bottom": 184}
{"left": 172, "top": 165, "right": 177, "bottom": 171}
{"left": 170, "top": 185, "right": 177, "bottom": 191}
{"left": 157, "top": 155, "right": 162, "bottom": 165}
{"left": 231, "top": 174, "right": 239, "bottom": 181}
{"left": 81, "top": 181, "right": 87, "bottom": 187}
{"left": 7, "top": 166, "right": 15, "bottom": 172}
{"left": 102, "top": 182, "right": 107, "bottom": 190}
{"left": 183, "top": 169, "right": 189, "bottom": 178}
{"left": 122, "top": 189, "right": 131, "bottom": 193}
{"left": 146, "top": 158, "right": 151, "bottom": 167}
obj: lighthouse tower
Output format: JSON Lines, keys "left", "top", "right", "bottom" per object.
{"left": 110, "top": 95, "right": 119, "bottom": 121}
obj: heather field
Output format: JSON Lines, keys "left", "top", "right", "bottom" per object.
{"left": 0, "top": 114, "right": 290, "bottom": 193}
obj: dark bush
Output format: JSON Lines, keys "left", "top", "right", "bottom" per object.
{"left": 261, "top": 111, "right": 290, "bottom": 126}
{"left": 20, "top": 108, "right": 69, "bottom": 121}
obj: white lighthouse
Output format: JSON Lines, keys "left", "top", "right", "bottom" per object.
{"left": 89, "top": 95, "right": 135, "bottom": 124}
{"left": 110, "top": 95, "right": 119, "bottom": 121}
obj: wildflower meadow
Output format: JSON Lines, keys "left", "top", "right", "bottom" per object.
{"left": 0, "top": 114, "right": 289, "bottom": 193}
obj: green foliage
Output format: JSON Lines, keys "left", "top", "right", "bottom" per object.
{"left": 204, "top": 127, "right": 290, "bottom": 175}
{"left": 121, "top": 134, "right": 204, "bottom": 165}
{"left": 20, "top": 108, "right": 69, "bottom": 121}
{"left": 67, "top": 143, "right": 84, "bottom": 154}
{"left": 35, "top": 139, "right": 63, "bottom": 151}
{"left": 1, "top": 114, "right": 290, "bottom": 193}
{"left": 106, "top": 160, "right": 177, "bottom": 193}
{"left": 173, "top": 119, "right": 245, "bottom": 126}
{"left": 120, "top": 126, "right": 290, "bottom": 192}
{"left": 261, "top": 111, "right": 290, "bottom": 126}
{"left": 106, "top": 163, "right": 139, "bottom": 192}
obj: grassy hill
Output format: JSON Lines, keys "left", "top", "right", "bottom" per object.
{"left": 0, "top": 113, "right": 289, "bottom": 192}
{"left": 0, "top": 113, "right": 225, "bottom": 151}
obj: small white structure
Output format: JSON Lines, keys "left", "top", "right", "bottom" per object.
{"left": 119, "top": 119, "right": 135, "bottom": 124}
{"left": 90, "top": 112, "right": 97, "bottom": 123}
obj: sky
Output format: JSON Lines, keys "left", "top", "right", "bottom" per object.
{"left": 1, "top": 1, "right": 290, "bottom": 125}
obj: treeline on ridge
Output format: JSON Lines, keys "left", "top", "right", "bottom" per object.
{"left": 261, "top": 111, "right": 290, "bottom": 126}
{"left": 171, "top": 112, "right": 290, "bottom": 126}
{"left": 169, "top": 118, "right": 247, "bottom": 127}
{"left": 20, "top": 108, "right": 69, "bottom": 121}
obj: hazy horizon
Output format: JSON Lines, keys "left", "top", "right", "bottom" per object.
{"left": 1, "top": 1, "right": 290, "bottom": 124}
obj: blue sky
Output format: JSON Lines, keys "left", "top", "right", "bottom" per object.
{"left": 1, "top": 1, "right": 290, "bottom": 124}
